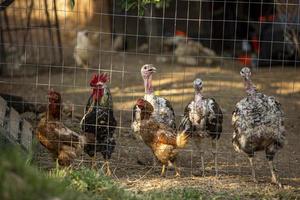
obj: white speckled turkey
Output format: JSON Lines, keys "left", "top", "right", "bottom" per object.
{"left": 232, "top": 67, "right": 285, "bottom": 187}
{"left": 132, "top": 64, "right": 176, "bottom": 138}
{"left": 179, "top": 78, "right": 223, "bottom": 176}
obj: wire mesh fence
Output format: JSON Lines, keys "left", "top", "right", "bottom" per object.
{"left": 0, "top": 0, "right": 299, "bottom": 191}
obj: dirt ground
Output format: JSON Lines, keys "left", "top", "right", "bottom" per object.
{"left": 0, "top": 52, "right": 299, "bottom": 197}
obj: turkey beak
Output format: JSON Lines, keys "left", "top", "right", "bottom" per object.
{"left": 148, "top": 66, "right": 157, "bottom": 73}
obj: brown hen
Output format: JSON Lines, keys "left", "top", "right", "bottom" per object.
{"left": 36, "top": 90, "right": 86, "bottom": 166}
{"left": 133, "top": 98, "right": 189, "bottom": 176}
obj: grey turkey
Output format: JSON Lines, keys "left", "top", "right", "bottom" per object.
{"left": 179, "top": 78, "right": 223, "bottom": 176}
{"left": 132, "top": 64, "right": 176, "bottom": 139}
{"left": 80, "top": 73, "right": 117, "bottom": 175}
{"left": 232, "top": 67, "right": 285, "bottom": 187}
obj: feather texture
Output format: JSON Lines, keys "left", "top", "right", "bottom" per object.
{"left": 180, "top": 98, "right": 223, "bottom": 139}
{"left": 231, "top": 67, "right": 285, "bottom": 186}
{"left": 135, "top": 99, "right": 189, "bottom": 174}
{"left": 144, "top": 93, "right": 176, "bottom": 130}
{"left": 81, "top": 81, "right": 117, "bottom": 160}
{"left": 232, "top": 92, "right": 285, "bottom": 156}
{"left": 132, "top": 64, "right": 176, "bottom": 138}
{"left": 36, "top": 91, "right": 86, "bottom": 166}
{"left": 179, "top": 79, "right": 223, "bottom": 140}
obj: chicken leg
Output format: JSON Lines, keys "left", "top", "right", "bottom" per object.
{"left": 91, "top": 156, "right": 97, "bottom": 169}
{"left": 248, "top": 157, "right": 257, "bottom": 183}
{"left": 195, "top": 138, "right": 205, "bottom": 176}
{"left": 173, "top": 162, "right": 180, "bottom": 177}
{"left": 161, "top": 164, "right": 166, "bottom": 177}
{"left": 211, "top": 139, "right": 218, "bottom": 176}
{"left": 268, "top": 160, "right": 282, "bottom": 188}
{"left": 101, "top": 160, "right": 112, "bottom": 176}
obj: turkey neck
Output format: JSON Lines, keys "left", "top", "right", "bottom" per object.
{"left": 244, "top": 77, "right": 257, "bottom": 96}
{"left": 194, "top": 89, "right": 203, "bottom": 109}
{"left": 144, "top": 75, "right": 154, "bottom": 94}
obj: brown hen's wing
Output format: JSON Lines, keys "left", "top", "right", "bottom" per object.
{"left": 37, "top": 120, "right": 83, "bottom": 150}
{"left": 154, "top": 123, "right": 177, "bottom": 146}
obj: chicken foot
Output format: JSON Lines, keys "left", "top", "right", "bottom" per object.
{"left": 248, "top": 157, "right": 258, "bottom": 183}
{"left": 101, "top": 160, "right": 112, "bottom": 176}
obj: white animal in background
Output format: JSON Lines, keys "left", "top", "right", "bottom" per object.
{"left": 6, "top": 46, "right": 27, "bottom": 70}
{"left": 73, "top": 30, "right": 99, "bottom": 70}
{"left": 175, "top": 40, "right": 216, "bottom": 66}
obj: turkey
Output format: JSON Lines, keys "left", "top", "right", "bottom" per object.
{"left": 179, "top": 78, "right": 223, "bottom": 176}
{"left": 232, "top": 67, "right": 285, "bottom": 187}
{"left": 80, "top": 73, "right": 117, "bottom": 175}
{"left": 132, "top": 64, "right": 176, "bottom": 138}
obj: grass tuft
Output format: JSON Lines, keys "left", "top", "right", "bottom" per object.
{"left": 0, "top": 147, "right": 299, "bottom": 200}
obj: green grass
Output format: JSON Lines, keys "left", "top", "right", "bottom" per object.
{"left": 0, "top": 147, "right": 138, "bottom": 200}
{"left": 0, "top": 147, "right": 299, "bottom": 200}
{"left": 0, "top": 147, "right": 86, "bottom": 200}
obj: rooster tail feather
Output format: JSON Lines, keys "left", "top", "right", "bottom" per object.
{"left": 176, "top": 130, "right": 189, "bottom": 148}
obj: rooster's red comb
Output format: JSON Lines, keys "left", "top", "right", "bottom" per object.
{"left": 90, "top": 73, "right": 109, "bottom": 87}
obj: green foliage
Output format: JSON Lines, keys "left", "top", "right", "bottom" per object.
{"left": 69, "top": 0, "right": 172, "bottom": 14}
{"left": 121, "top": 0, "right": 172, "bottom": 15}
{"left": 0, "top": 147, "right": 298, "bottom": 200}
{"left": 69, "top": 0, "right": 75, "bottom": 9}
{"left": 51, "top": 167, "right": 137, "bottom": 200}
{"left": 0, "top": 147, "right": 85, "bottom": 200}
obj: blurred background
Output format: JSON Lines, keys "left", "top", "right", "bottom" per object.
{"left": 0, "top": 0, "right": 299, "bottom": 196}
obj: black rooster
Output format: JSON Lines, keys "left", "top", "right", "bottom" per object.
{"left": 80, "top": 73, "right": 117, "bottom": 175}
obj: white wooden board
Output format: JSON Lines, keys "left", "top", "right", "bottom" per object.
{"left": 0, "top": 96, "right": 6, "bottom": 126}
{"left": 20, "top": 120, "right": 33, "bottom": 150}
{"left": 9, "top": 108, "right": 20, "bottom": 140}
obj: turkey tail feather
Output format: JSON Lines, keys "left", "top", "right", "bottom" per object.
{"left": 179, "top": 115, "right": 192, "bottom": 134}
